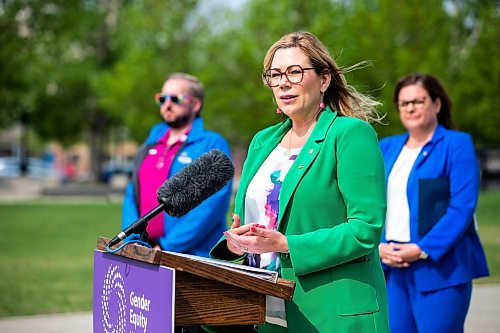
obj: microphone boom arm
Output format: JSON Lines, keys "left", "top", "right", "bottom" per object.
{"left": 107, "top": 203, "right": 166, "bottom": 248}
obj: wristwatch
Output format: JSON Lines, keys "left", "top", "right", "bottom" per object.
{"left": 419, "top": 250, "right": 429, "bottom": 260}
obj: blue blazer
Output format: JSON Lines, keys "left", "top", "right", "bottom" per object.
{"left": 380, "top": 125, "right": 489, "bottom": 292}
{"left": 122, "top": 117, "right": 232, "bottom": 257}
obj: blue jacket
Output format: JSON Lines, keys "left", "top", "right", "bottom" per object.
{"left": 380, "top": 125, "right": 489, "bottom": 292}
{"left": 122, "top": 117, "right": 232, "bottom": 257}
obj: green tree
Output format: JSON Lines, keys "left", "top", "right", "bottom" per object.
{"left": 1, "top": 0, "right": 497, "bottom": 179}
{"left": 95, "top": 0, "right": 201, "bottom": 142}
{"left": 314, "top": 0, "right": 499, "bottom": 144}
{"left": 1, "top": 0, "right": 123, "bottom": 178}
{"left": 191, "top": 0, "right": 340, "bottom": 148}
{"left": 448, "top": 1, "right": 500, "bottom": 145}
{"left": 0, "top": 1, "right": 35, "bottom": 129}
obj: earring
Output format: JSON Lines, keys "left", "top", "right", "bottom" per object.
{"left": 319, "top": 91, "right": 325, "bottom": 110}
{"left": 273, "top": 98, "right": 282, "bottom": 114}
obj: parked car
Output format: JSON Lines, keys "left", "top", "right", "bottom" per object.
{"left": 0, "top": 156, "right": 57, "bottom": 178}
{"left": 99, "top": 158, "right": 134, "bottom": 183}
{"left": 478, "top": 148, "right": 500, "bottom": 178}
{"left": 478, "top": 148, "right": 500, "bottom": 190}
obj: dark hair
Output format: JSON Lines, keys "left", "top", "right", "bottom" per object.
{"left": 394, "top": 73, "right": 455, "bottom": 129}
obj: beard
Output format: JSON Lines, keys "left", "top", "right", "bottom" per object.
{"left": 165, "top": 111, "right": 195, "bottom": 129}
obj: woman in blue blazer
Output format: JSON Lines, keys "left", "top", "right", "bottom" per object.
{"left": 379, "top": 73, "right": 489, "bottom": 333}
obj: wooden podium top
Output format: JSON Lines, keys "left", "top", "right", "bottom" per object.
{"left": 97, "top": 237, "right": 295, "bottom": 300}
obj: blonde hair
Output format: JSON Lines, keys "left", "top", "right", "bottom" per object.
{"left": 263, "top": 31, "right": 382, "bottom": 123}
{"left": 166, "top": 73, "right": 204, "bottom": 113}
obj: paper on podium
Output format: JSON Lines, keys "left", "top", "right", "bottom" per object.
{"left": 163, "top": 251, "right": 279, "bottom": 283}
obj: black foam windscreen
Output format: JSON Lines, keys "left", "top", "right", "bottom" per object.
{"left": 156, "top": 149, "right": 234, "bottom": 217}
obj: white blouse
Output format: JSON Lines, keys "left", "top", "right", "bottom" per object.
{"left": 244, "top": 144, "right": 301, "bottom": 327}
{"left": 385, "top": 145, "right": 421, "bottom": 242}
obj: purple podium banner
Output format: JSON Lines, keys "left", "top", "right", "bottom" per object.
{"left": 93, "top": 250, "right": 175, "bottom": 333}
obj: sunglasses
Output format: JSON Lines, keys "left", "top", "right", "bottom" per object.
{"left": 154, "top": 93, "right": 191, "bottom": 106}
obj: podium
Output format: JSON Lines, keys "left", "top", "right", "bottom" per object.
{"left": 93, "top": 237, "right": 295, "bottom": 331}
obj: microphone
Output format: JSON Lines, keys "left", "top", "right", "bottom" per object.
{"left": 107, "top": 149, "right": 234, "bottom": 247}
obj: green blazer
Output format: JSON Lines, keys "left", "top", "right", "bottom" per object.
{"left": 212, "top": 108, "right": 389, "bottom": 333}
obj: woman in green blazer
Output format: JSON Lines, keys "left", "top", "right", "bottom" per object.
{"left": 210, "top": 31, "right": 389, "bottom": 333}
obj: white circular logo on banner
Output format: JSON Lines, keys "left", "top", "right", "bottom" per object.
{"left": 101, "top": 264, "right": 127, "bottom": 333}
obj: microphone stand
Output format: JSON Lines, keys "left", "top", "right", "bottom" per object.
{"left": 107, "top": 204, "right": 165, "bottom": 248}
{"left": 139, "top": 230, "right": 150, "bottom": 244}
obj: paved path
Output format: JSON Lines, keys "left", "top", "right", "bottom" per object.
{"left": 0, "top": 284, "right": 498, "bottom": 333}
{"left": 464, "top": 284, "right": 500, "bottom": 333}
{"left": 0, "top": 312, "right": 92, "bottom": 333}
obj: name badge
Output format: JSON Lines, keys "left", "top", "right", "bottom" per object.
{"left": 177, "top": 152, "right": 192, "bottom": 164}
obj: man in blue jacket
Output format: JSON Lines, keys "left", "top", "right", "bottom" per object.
{"left": 122, "top": 73, "right": 232, "bottom": 259}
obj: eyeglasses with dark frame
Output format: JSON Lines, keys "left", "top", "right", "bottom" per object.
{"left": 154, "top": 93, "right": 191, "bottom": 106}
{"left": 263, "top": 65, "right": 316, "bottom": 87}
{"left": 398, "top": 97, "right": 427, "bottom": 110}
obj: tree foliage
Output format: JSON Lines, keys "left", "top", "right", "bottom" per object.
{"left": 1, "top": 0, "right": 498, "bottom": 168}
{"left": 105, "top": 0, "right": 497, "bottom": 147}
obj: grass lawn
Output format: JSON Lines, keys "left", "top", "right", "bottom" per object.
{"left": 0, "top": 200, "right": 121, "bottom": 317}
{"left": 0, "top": 191, "right": 498, "bottom": 317}
{"left": 475, "top": 190, "right": 500, "bottom": 284}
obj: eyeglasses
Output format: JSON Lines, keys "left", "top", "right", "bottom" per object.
{"left": 398, "top": 97, "right": 427, "bottom": 110}
{"left": 263, "top": 65, "right": 316, "bottom": 87}
{"left": 154, "top": 93, "right": 191, "bottom": 106}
